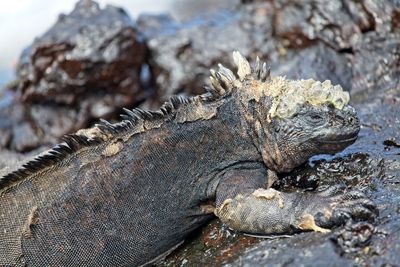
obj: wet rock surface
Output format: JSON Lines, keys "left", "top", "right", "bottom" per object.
{"left": 0, "top": 0, "right": 146, "bottom": 152}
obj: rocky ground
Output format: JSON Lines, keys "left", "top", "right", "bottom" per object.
{"left": 0, "top": 0, "right": 399, "bottom": 266}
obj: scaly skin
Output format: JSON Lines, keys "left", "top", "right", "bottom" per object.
{"left": 0, "top": 52, "right": 375, "bottom": 266}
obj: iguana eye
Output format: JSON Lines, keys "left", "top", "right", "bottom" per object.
{"left": 311, "top": 114, "right": 323, "bottom": 120}
{"left": 307, "top": 113, "right": 324, "bottom": 124}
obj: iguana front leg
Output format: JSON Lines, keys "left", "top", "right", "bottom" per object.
{"left": 214, "top": 169, "right": 376, "bottom": 234}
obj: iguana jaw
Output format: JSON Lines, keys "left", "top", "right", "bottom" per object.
{"left": 315, "top": 130, "right": 359, "bottom": 153}
{"left": 318, "top": 133, "right": 358, "bottom": 144}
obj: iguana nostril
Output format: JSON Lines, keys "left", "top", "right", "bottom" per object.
{"left": 348, "top": 117, "right": 355, "bottom": 124}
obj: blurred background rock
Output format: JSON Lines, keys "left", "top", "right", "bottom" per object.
{"left": 0, "top": 0, "right": 238, "bottom": 88}
{"left": 0, "top": 0, "right": 239, "bottom": 152}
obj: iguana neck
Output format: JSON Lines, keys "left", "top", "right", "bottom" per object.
{"left": 235, "top": 93, "right": 286, "bottom": 173}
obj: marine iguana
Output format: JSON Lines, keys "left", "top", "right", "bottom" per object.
{"left": 0, "top": 52, "right": 375, "bottom": 266}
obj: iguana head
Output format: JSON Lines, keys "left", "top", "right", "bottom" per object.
{"left": 209, "top": 52, "right": 360, "bottom": 173}
{"left": 266, "top": 98, "right": 359, "bottom": 173}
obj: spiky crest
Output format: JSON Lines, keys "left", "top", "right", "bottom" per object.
{"left": 0, "top": 135, "right": 104, "bottom": 191}
{"left": 0, "top": 94, "right": 209, "bottom": 192}
{"left": 209, "top": 51, "right": 271, "bottom": 97}
{"left": 209, "top": 51, "right": 350, "bottom": 119}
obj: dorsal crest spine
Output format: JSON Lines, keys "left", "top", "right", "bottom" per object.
{"left": 0, "top": 94, "right": 206, "bottom": 191}
{"left": 209, "top": 51, "right": 271, "bottom": 97}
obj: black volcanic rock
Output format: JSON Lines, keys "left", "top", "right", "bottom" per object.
{"left": 1, "top": 0, "right": 147, "bottom": 152}
{"left": 17, "top": 0, "right": 146, "bottom": 108}
{"left": 138, "top": 0, "right": 398, "bottom": 101}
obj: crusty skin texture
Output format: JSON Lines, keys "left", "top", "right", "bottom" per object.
{"left": 0, "top": 53, "right": 375, "bottom": 266}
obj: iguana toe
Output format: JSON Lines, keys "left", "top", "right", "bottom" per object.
{"left": 313, "top": 189, "right": 377, "bottom": 229}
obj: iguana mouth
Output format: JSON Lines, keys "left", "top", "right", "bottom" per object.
{"left": 321, "top": 136, "right": 358, "bottom": 144}
{"left": 316, "top": 134, "right": 358, "bottom": 152}
{"left": 316, "top": 135, "right": 358, "bottom": 153}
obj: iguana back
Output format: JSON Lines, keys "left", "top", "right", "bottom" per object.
{"left": 0, "top": 95, "right": 260, "bottom": 266}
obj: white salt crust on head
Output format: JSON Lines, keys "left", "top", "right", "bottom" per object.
{"left": 263, "top": 76, "right": 350, "bottom": 119}
{"left": 209, "top": 51, "right": 351, "bottom": 119}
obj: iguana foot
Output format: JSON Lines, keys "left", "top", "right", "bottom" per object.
{"left": 311, "top": 186, "right": 377, "bottom": 229}
{"left": 215, "top": 185, "right": 376, "bottom": 235}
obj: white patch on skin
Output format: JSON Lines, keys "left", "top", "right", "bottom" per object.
{"left": 252, "top": 188, "right": 284, "bottom": 208}
{"left": 215, "top": 198, "right": 235, "bottom": 221}
{"left": 270, "top": 77, "right": 350, "bottom": 119}
{"left": 76, "top": 126, "right": 112, "bottom": 140}
{"left": 216, "top": 198, "right": 233, "bottom": 213}
{"left": 23, "top": 206, "right": 39, "bottom": 238}
{"left": 324, "top": 209, "right": 333, "bottom": 219}
{"left": 200, "top": 204, "right": 215, "bottom": 214}
{"left": 298, "top": 214, "right": 331, "bottom": 233}
{"left": 174, "top": 100, "right": 219, "bottom": 123}
{"left": 102, "top": 142, "right": 123, "bottom": 157}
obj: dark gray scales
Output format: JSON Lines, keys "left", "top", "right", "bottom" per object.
{"left": 0, "top": 52, "right": 375, "bottom": 266}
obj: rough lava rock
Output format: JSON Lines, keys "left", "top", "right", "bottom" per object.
{"left": 17, "top": 0, "right": 146, "bottom": 107}
{"left": 0, "top": 0, "right": 147, "bottom": 152}
{"left": 351, "top": 32, "right": 400, "bottom": 96}
{"left": 137, "top": 5, "right": 273, "bottom": 99}
{"left": 138, "top": 0, "right": 399, "bottom": 99}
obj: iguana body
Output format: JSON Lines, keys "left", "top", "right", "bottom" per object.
{"left": 0, "top": 52, "right": 375, "bottom": 266}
